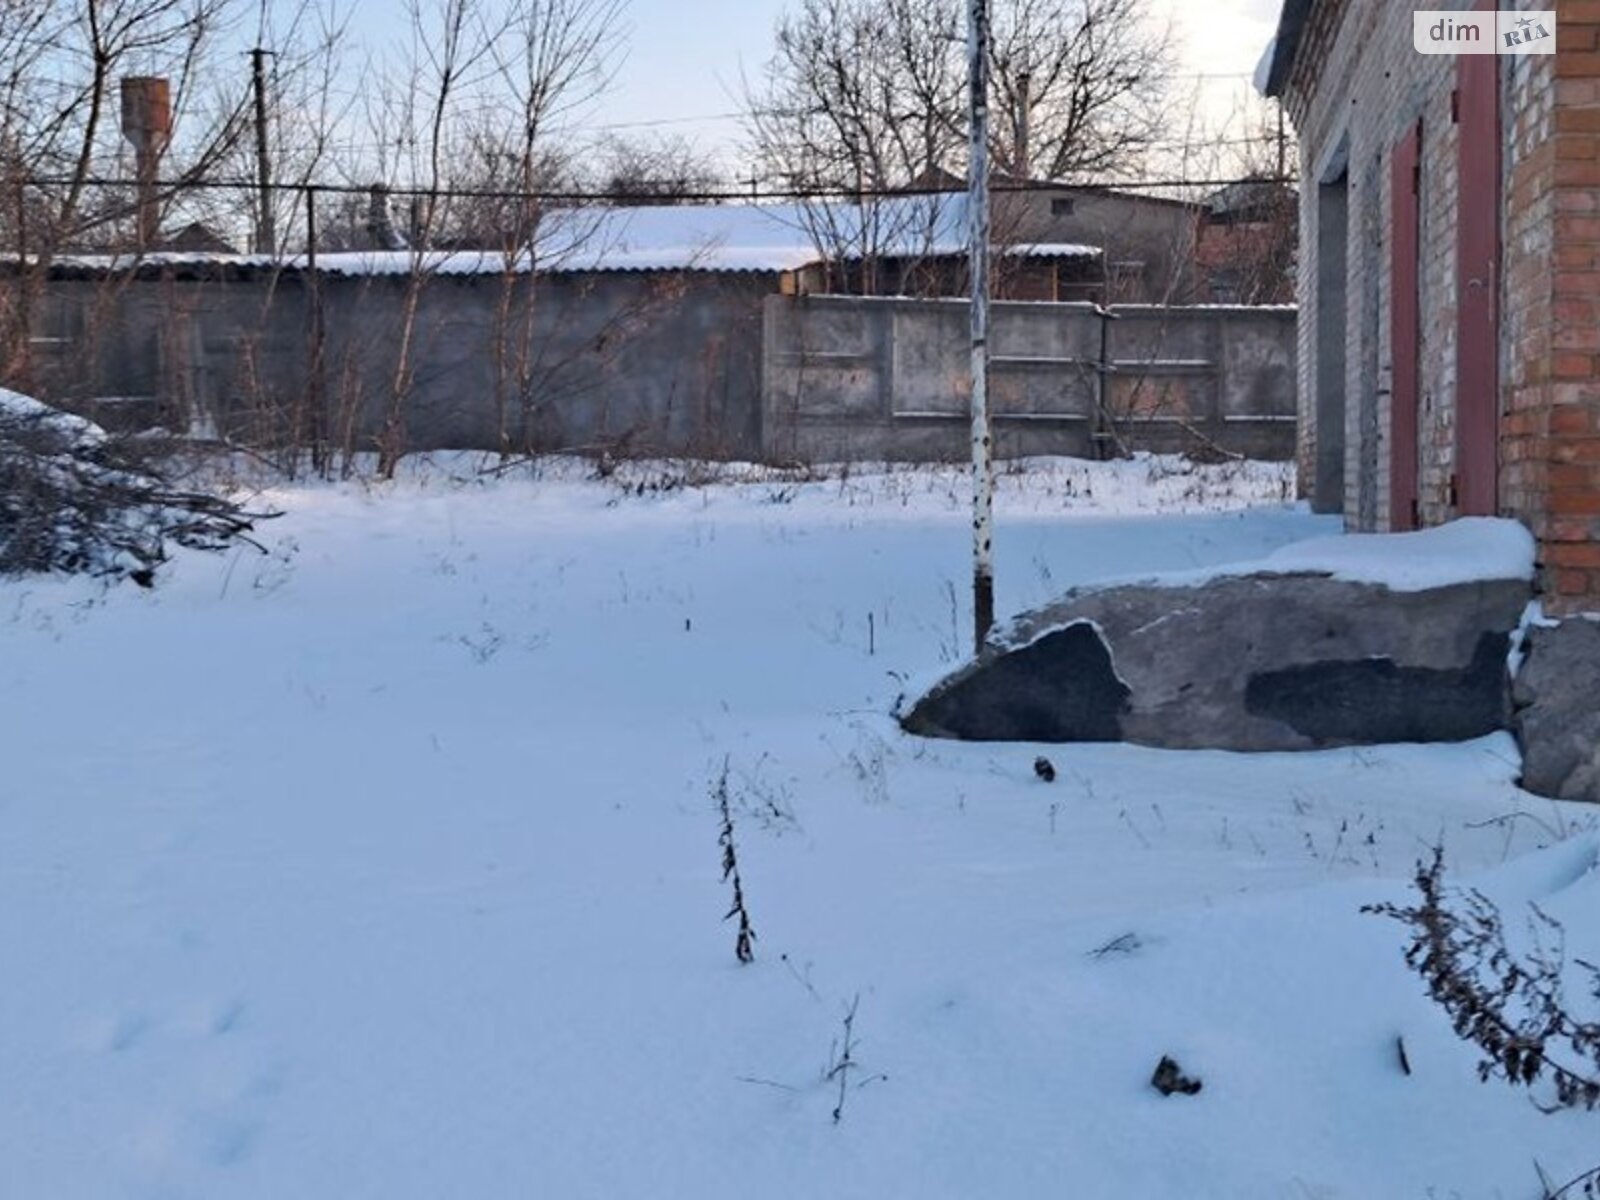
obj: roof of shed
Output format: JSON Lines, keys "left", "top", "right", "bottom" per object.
{"left": 34, "top": 198, "right": 1100, "bottom": 279}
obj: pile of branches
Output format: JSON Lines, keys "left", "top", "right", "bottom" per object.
{"left": 1, "top": 394, "right": 266, "bottom": 586}
{"left": 1367, "top": 848, "right": 1600, "bottom": 1111}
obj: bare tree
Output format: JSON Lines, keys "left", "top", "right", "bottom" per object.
{"left": 745, "top": 1, "right": 1176, "bottom": 187}
{"left": 589, "top": 132, "right": 722, "bottom": 205}
{"left": 742, "top": 0, "right": 962, "bottom": 292}
{"left": 746, "top": 0, "right": 965, "bottom": 194}
{"left": 1189, "top": 99, "right": 1297, "bottom": 305}
{"left": 742, "top": 0, "right": 1172, "bottom": 293}
{"left": 474, "top": 0, "right": 623, "bottom": 458}
{"left": 366, "top": 0, "right": 504, "bottom": 474}
{"left": 227, "top": 0, "right": 357, "bottom": 254}
{"left": 0, "top": 0, "right": 257, "bottom": 388}
{"left": 362, "top": 0, "right": 624, "bottom": 473}
{"left": 988, "top": 0, "right": 1175, "bottom": 181}
{"left": 23, "top": 0, "right": 251, "bottom": 241}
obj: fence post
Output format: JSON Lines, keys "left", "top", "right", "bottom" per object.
{"left": 304, "top": 185, "right": 327, "bottom": 473}
{"left": 1092, "top": 304, "right": 1119, "bottom": 460}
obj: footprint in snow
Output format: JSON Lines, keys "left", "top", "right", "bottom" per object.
{"left": 107, "top": 1012, "right": 150, "bottom": 1053}
{"left": 211, "top": 999, "right": 246, "bottom": 1036}
{"left": 203, "top": 1115, "right": 258, "bottom": 1167}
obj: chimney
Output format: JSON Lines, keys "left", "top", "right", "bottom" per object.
{"left": 120, "top": 77, "right": 171, "bottom": 250}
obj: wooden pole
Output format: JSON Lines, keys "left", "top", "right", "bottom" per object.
{"left": 250, "top": 48, "right": 276, "bottom": 255}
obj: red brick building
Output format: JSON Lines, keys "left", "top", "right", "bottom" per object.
{"left": 1193, "top": 180, "right": 1299, "bottom": 305}
{"left": 1265, "top": 0, "right": 1600, "bottom": 613}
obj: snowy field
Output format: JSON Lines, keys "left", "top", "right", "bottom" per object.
{"left": 3, "top": 453, "right": 1597, "bottom": 1198}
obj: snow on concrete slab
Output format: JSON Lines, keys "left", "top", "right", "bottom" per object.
{"left": 0, "top": 457, "right": 1593, "bottom": 1198}
{"left": 1256, "top": 516, "right": 1537, "bottom": 590}
{"left": 1056, "top": 515, "right": 1537, "bottom": 597}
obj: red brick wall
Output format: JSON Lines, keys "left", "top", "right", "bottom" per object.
{"left": 1547, "top": 6, "right": 1600, "bottom": 609}
{"left": 1287, "top": 0, "right": 1600, "bottom": 613}
{"left": 1192, "top": 213, "right": 1298, "bottom": 304}
{"left": 1503, "top": 6, "right": 1600, "bottom": 612}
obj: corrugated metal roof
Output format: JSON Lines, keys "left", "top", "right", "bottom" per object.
{"left": 22, "top": 198, "right": 1099, "bottom": 278}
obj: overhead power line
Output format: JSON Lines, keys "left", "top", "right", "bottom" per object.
{"left": 590, "top": 111, "right": 746, "bottom": 131}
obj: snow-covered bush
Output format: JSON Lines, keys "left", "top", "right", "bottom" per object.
{"left": 0, "top": 388, "right": 263, "bottom": 585}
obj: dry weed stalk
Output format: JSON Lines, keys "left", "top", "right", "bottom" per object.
{"left": 714, "top": 759, "right": 757, "bottom": 965}
{"left": 1366, "top": 848, "right": 1600, "bottom": 1111}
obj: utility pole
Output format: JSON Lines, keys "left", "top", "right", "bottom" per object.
{"left": 249, "top": 47, "right": 276, "bottom": 255}
{"left": 968, "top": 0, "right": 996, "bottom": 649}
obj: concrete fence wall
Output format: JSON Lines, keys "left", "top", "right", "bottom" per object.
{"left": 21, "top": 271, "right": 1295, "bottom": 464}
{"left": 28, "top": 268, "right": 771, "bottom": 460}
{"left": 761, "top": 295, "right": 1297, "bottom": 462}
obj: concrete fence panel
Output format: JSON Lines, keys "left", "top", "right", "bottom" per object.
{"left": 762, "top": 295, "right": 1297, "bottom": 463}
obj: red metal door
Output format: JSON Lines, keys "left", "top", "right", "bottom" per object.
{"left": 1390, "top": 121, "right": 1421, "bottom": 532}
{"left": 1456, "top": 20, "right": 1501, "bottom": 516}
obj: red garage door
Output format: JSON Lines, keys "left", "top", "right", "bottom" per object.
{"left": 1455, "top": 7, "right": 1501, "bottom": 516}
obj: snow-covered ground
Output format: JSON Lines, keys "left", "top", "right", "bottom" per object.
{"left": 2, "top": 454, "right": 1596, "bottom": 1198}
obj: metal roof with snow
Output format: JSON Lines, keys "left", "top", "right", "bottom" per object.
{"left": 26, "top": 197, "right": 1099, "bottom": 279}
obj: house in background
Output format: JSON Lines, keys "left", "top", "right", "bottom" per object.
{"left": 161, "top": 222, "right": 238, "bottom": 255}
{"left": 1193, "top": 179, "right": 1298, "bottom": 304}
{"left": 995, "top": 181, "right": 1204, "bottom": 303}
{"left": 913, "top": 169, "right": 1211, "bottom": 302}
{"left": 757, "top": 193, "right": 1107, "bottom": 300}
{"left": 1263, "top": 0, "right": 1600, "bottom": 613}
{"left": 1002, "top": 178, "right": 1299, "bottom": 305}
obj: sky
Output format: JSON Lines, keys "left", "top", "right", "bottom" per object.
{"left": 603, "top": 0, "right": 1284, "bottom": 171}
{"left": 338, "top": 0, "right": 1285, "bottom": 179}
